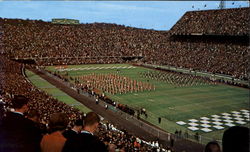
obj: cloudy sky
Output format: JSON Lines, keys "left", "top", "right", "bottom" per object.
{"left": 0, "top": 1, "right": 249, "bottom": 31}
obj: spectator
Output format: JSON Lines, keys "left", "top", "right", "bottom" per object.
{"left": 170, "top": 135, "right": 175, "bottom": 148}
{"left": 63, "top": 118, "right": 83, "bottom": 140}
{"left": 40, "top": 112, "right": 68, "bottom": 152}
{"left": 63, "top": 112, "right": 108, "bottom": 152}
{"left": 25, "top": 109, "right": 43, "bottom": 151}
{"left": 0, "top": 98, "right": 5, "bottom": 123}
{"left": 222, "top": 126, "right": 249, "bottom": 152}
{"left": 26, "top": 109, "right": 47, "bottom": 135}
{"left": 0, "top": 95, "right": 40, "bottom": 152}
{"left": 205, "top": 141, "right": 221, "bottom": 152}
{"left": 158, "top": 117, "right": 161, "bottom": 124}
{"left": 26, "top": 109, "right": 40, "bottom": 123}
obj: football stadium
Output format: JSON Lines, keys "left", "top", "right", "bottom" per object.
{"left": 0, "top": 1, "right": 249, "bottom": 152}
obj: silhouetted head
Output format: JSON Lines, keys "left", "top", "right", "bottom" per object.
{"left": 12, "top": 95, "right": 29, "bottom": 109}
{"left": 74, "top": 119, "right": 83, "bottom": 127}
{"left": 84, "top": 112, "right": 100, "bottom": 127}
{"left": 205, "top": 141, "right": 221, "bottom": 152}
{"left": 49, "top": 112, "right": 68, "bottom": 132}
{"left": 26, "top": 109, "right": 40, "bottom": 122}
{"left": 222, "top": 126, "right": 249, "bottom": 152}
{"left": 83, "top": 112, "right": 100, "bottom": 133}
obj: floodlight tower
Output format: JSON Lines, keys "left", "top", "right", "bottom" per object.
{"left": 219, "top": 0, "right": 225, "bottom": 9}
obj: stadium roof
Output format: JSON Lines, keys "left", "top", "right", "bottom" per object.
{"left": 170, "top": 7, "right": 250, "bottom": 36}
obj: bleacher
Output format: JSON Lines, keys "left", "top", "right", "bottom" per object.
{"left": 170, "top": 7, "right": 249, "bottom": 36}
{"left": 1, "top": 8, "right": 249, "bottom": 80}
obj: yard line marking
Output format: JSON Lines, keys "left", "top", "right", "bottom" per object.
{"left": 57, "top": 66, "right": 136, "bottom": 71}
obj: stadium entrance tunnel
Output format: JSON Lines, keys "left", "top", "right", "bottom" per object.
{"left": 12, "top": 58, "right": 36, "bottom": 65}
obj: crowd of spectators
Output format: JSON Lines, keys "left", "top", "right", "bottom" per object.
{"left": 170, "top": 7, "right": 249, "bottom": 36}
{"left": 1, "top": 7, "right": 248, "bottom": 80}
{"left": 1, "top": 18, "right": 161, "bottom": 61}
{"left": 0, "top": 56, "right": 83, "bottom": 125}
{"left": 151, "top": 35, "right": 248, "bottom": 80}
{"left": 0, "top": 26, "right": 3, "bottom": 55}
{"left": 0, "top": 8, "right": 249, "bottom": 79}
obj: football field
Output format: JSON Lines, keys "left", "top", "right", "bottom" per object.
{"left": 26, "top": 70, "right": 92, "bottom": 113}
{"left": 44, "top": 64, "right": 249, "bottom": 144}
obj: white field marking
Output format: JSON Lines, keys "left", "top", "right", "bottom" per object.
{"left": 200, "top": 120, "right": 210, "bottom": 124}
{"left": 201, "top": 128, "right": 212, "bottom": 132}
{"left": 235, "top": 121, "right": 246, "bottom": 125}
{"left": 213, "top": 125, "right": 224, "bottom": 130}
{"left": 200, "top": 124, "right": 211, "bottom": 128}
{"left": 177, "top": 110, "right": 250, "bottom": 132}
{"left": 176, "top": 121, "right": 186, "bottom": 125}
{"left": 200, "top": 117, "right": 210, "bottom": 120}
{"left": 224, "top": 123, "right": 235, "bottom": 127}
{"left": 188, "top": 126, "right": 199, "bottom": 131}
{"left": 57, "top": 66, "right": 136, "bottom": 71}
{"left": 188, "top": 119, "right": 198, "bottom": 122}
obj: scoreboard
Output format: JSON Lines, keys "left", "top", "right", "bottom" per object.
{"left": 52, "top": 18, "right": 80, "bottom": 24}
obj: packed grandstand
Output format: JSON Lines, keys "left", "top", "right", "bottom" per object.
{"left": 0, "top": 7, "right": 249, "bottom": 152}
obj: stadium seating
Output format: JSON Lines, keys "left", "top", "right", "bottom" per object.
{"left": 1, "top": 8, "right": 249, "bottom": 79}
{"left": 0, "top": 7, "right": 249, "bottom": 152}
{"left": 170, "top": 8, "right": 249, "bottom": 36}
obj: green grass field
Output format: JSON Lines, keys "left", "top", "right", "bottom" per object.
{"left": 43, "top": 64, "right": 249, "bottom": 144}
{"left": 25, "top": 70, "right": 91, "bottom": 113}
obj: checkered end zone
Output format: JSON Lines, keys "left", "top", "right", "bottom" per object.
{"left": 176, "top": 109, "right": 249, "bottom": 132}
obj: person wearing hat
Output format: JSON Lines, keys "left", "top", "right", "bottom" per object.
{"left": 40, "top": 112, "right": 69, "bottom": 152}
{"left": 0, "top": 95, "right": 40, "bottom": 152}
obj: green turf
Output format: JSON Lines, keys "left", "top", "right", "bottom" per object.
{"left": 25, "top": 70, "right": 91, "bottom": 113}
{"left": 45, "top": 64, "right": 249, "bottom": 144}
